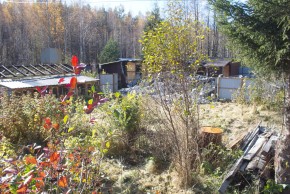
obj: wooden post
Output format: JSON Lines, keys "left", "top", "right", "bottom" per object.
{"left": 85, "top": 83, "right": 88, "bottom": 96}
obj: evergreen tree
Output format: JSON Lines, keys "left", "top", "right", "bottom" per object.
{"left": 99, "top": 39, "right": 121, "bottom": 63}
{"left": 144, "top": 3, "right": 162, "bottom": 32}
{"left": 209, "top": 0, "right": 290, "bottom": 187}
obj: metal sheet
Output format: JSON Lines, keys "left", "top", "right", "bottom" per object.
{"left": 0, "top": 76, "right": 98, "bottom": 89}
{"left": 220, "top": 78, "right": 242, "bottom": 89}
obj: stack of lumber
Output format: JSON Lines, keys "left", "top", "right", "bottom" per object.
{"left": 219, "top": 124, "right": 278, "bottom": 193}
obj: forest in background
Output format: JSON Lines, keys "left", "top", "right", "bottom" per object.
{"left": 0, "top": 0, "right": 232, "bottom": 65}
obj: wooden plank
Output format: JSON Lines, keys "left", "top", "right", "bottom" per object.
{"left": 219, "top": 179, "right": 232, "bottom": 194}
{"left": 0, "top": 71, "right": 7, "bottom": 78}
{"left": 29, "top": 64, "right": 46, "bottom": 75}
{"left": 59, "top": 64, "right": 73, "bottom": 72}
{"left": 21, "top": 65, "right": 37, "bottom": 75}
{"left": 262, "top": 135, "right": 278, "bottom": 155}
{"left": 56, "top": 64, "right": 71, "bottom": 73}
{"left": 240, "top": 123, "right": 262, "bottom": 151}
{"left": 240, "top": 161, "right": 249, "bottom": 172}
{"left": 243, "top": 136, "right": 268, "bottom": 160}
{"left": 39, "top": 64, "right": 54, "bottom": 74}
{"left": 246, "top": 156, "right": 259, "bottom": 171}
{"left": 11, "top": 65, "right": 26, "bottom": 76}
{"left": 257, "top": 155, "right": 267, "bottom": 170}
{"left": 228, "top": 131, "right": 247, "bottom": 149}
{"left": 43, "top": 64, "right": 62, "bottom": 74}
{"left": 1, "top": 65, "right": 17, "bottom": 77}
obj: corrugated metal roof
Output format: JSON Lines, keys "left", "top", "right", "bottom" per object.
{"left": 0, "top": 75, "right": 98, "bottom": 89}
{"left": 100, "top": 58, "right": 141, "bottom": 66}
{"left": 204, "top": 59, "right": 231, "bottom": 67}
{"left": 119, "top": 58, "right": 141, "bottom": 62}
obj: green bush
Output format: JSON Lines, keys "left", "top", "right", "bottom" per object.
{"left": 201, "top": 143, "right": 242, "bottom": 175}
{"left": 100, "top": 92, "right": 142, "bottom": 145}
{"left": 0, "top": 92, "right": 65, "bottom": 145}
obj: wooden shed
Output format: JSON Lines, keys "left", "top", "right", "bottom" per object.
{"left": 99, "top": 58, "right": 141, "bottom": 88}
{"left": 202, "top": 59, "right": 240, "bottom": 77}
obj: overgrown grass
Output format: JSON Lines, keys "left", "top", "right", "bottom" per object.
{"left": 0, "top": 90, "right": 282, "bottom": 193}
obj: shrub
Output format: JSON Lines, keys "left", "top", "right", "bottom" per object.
{"left": 99, "top": 92, "right": 142, "bottom": 148}
{"left": 0, "top": 92, "right": 64, "bottom": 145}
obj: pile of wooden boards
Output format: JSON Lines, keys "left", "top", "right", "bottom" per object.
{"left": 219, "top": 124, "right": 278, "bottom": 193}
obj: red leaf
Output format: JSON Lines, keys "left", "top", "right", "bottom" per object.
{"left": 25, "top": 156, "right": 37, "bottom": 165}
{"left": 61, "top": 91, "right": 74, "bottom": 103}
{"left": 70, "top": 77, "right": 77, "bottom": 90}
{"left": 34, "top": 177, "right": 43, "bottom": 181}
{"left": 52, "top": 123, "right": 59, "bottom": 130}
{"left": 71, "top": 55, "right": 78, "bottom": 67}
{"left": 35, "top": 180, "right": 45, "bottom": 188}
{"left": 36, "top": 86, "right": 42, "bottom": 93}
{"left": 39, "top": 162, "right": 50, "bottom": 167}
{"left": 74, "top": 67, "right": 81, "bottom": 75}
{"left": 45, "top": 117, "right": 51, "bottom": 125}
{"left": 17, "top": 184, "right": 27, "bottom": 193}
{"left": 58, "top": 176, "right": 68, "bottom": 188}
{"left": 85, "top": 107, "right": 94, "bottom": 114}
{"left": 58, "top": 78, "right": 65, "bottom": 84}
{"left": 87, "top": 104, "right": 93, "bottom": 110}
{"left": 50, "top": 152, "right": 60, "bottom": 163}
{"left": 38, "top": 171, "right": 46, "bottom": 178}
{"left": 43, "top": 123, "right": 50, "bottom": 129}
{"left": 36, "top": 86, "right": 48, "bottom": 96}
{"left": 43, "top": 117, "right": 52, "bottom": 129}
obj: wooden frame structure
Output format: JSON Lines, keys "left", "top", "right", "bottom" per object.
{"left": 0, "top": 64, "right": 73, "bottom": 78}
{"left": 0, "top": 64, "right": 99, "bottom": 97}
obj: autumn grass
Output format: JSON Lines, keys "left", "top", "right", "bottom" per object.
{"left": 99, "top": 100, "right": 282, "bottom": 193}
{"left": 0, "top": 92, "right": 282, "bottom": 193}
{"left": 199, "top": 102, "right": 282, "bottom": 146}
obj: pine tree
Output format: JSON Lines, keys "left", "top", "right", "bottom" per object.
{"left": 143, "top": 3, "right": 162, "bottom": 32}
{"left": 99, "top": 39, "right": 120, "bottom": 63}
{"left": 209, "top": 0, "right": 290, "bottom": 187}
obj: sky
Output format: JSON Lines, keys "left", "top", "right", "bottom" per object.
{"left": 82, "top": 0, "right": 167, "bottom": 16}
{"left": 0, "top": 0, "right": 167, "bottom": 16}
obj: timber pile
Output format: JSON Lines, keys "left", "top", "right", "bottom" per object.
{"left": 219, "top": 124, "right": 278, "bottom": 193}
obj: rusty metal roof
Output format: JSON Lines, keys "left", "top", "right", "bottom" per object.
{"left": 0, "top": 75, "right": 98, "bottom": 89}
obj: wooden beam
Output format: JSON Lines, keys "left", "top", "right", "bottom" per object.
{"left": 39, "top": 64, "right": 54, "bottom": 74}
{"left": 21, "top": 65, "right": 38, "bottom": 75}
{"left": 55, "top": 64, "right": 71, "bottom": 73}
{"left": 29, "top": 64, "right": 46, "bottom": 75}
{"left": 11, "top": 65, "right": 26, "bottom": 76}
{"left": 1, "top": 65, "right": 17, "bottom": 77}
{"left": 0, "top": 71, "right": 7, "bottom": 78}
{"left": 43, "top": 64, "right": 62, "bottom": 74}
{"left": 59, "top": 64, "right": 73, "bottom": 72}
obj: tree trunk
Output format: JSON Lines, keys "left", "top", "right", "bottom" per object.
{"left": 275, "top": 73, "right": 290, "bottom": 191}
